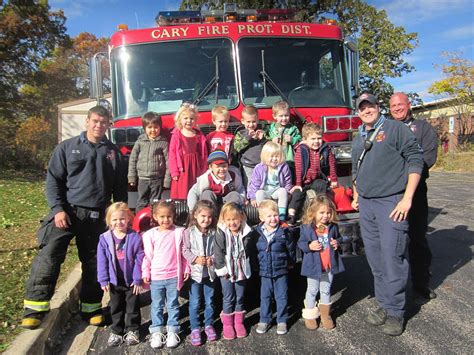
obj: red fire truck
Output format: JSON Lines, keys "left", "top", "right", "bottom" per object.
{"left": 89, "top": 5, "right": 361, "bottom": 250}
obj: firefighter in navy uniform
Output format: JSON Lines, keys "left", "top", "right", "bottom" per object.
{"left": 351, "top": 93, "right": 423, "bottom": 336}
{"left": 390, "top": 92, "right": 438, "bottom": 301}
{"left": 21, "top": 106, "right": 128, "bottom": 329}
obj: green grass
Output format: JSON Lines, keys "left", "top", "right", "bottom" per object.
{"left": 0, "top": 170, "right": 79, "bottom": 352}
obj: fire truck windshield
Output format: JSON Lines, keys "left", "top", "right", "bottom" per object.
{"left": 110, "top": 38, "right": 237, "bottom": 119}
{"left": 238, "top": 37, "right": 350, "bottom": 109}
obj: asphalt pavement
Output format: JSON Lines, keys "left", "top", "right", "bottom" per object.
{"left": 59, "top": 171, "right": 474, "bottom": 354}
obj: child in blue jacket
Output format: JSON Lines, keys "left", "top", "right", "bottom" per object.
{"left": 298, "top": 195, "right": 344, "bottom": 331}
{"left": 252, "top": 200, "right": 296, "bottom": 335}
{"left": 97, "top": 202, "right": 144, "bottom": 347}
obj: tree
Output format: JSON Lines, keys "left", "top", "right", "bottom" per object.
{"left": 0, "top": 1, "right": 69, "bottom": 118}
{"left": 429, "top": 52, "right": 474, "bottom": 149}
{"left": 179, "top": 0, "right": 418, "bottom": 107}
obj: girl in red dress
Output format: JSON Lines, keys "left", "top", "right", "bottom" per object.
{"left": 169, "top": 104, "right": 208, "bottom": 200}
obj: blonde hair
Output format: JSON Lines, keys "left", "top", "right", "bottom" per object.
{"left": 258, "top": 200, "right": 278, "bottom": 218}
{"left": 174, "top": 104, "right": 198, "bottom": 130}
{"left": 218, "top": 202, "right": 247, "bottom": 225}
{"left": 302, "top": 122, "right": 323, "bottom": 139}
{"left": 105, "top": 202, "right": 134, "bottom": 227}
{"left": 272, "top": 100, "right": 290, "bottom": 115}
{"left": 241, "top": 105, "right": 258, "bottom": 120}
{"left": 212, "top": 105, "right": 230, "bottom": 122}
{"left": 302, "top": 195, "right": 338, "bottom": 225}
{"left": 260, "top": 141, "right": 284, "bottom": 166}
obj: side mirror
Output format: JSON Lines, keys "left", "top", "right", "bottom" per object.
{"left": 88, "top": 53, "right": 107, "bottom": 101}
{"left": 344, "top": 39, "right": 360, "bottom": 106}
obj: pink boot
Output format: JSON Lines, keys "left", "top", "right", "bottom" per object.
{"left": 220, "top": 312, "right": 236, "bottom": 340}
{"left": 233, "top": 311, "right": 248, "bottom": 338}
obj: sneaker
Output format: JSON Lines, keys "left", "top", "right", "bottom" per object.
{"left": 381, "top": 315, "right": 404, "bottom": 336}
{"left": 205, "top": 325, "right": 218, "bottom": 342}
{"left": 306, "top": 189, "right": 317, "bottom": 201}
{"left": 256, "top": 322, "right": 271, "bottom": 334}
{"left": 366, "top": 307, "right": 387, "bottom": 326}
{"left": 190, "top": 329, "right": 202, "bottom": 346}
{"left": 123, "top": 330, "right": 140, "bottom": 346}
{"left": 276, "top": 323, "right": 288, "bottom": 335}
{"left": 150, "top": 331, "right": 166, "bottom": 349}
{"left": 107, "top": 333, "right": 123, "bottom": 347}
{"left": 21, "top": 312, "right": 46, "bottom": 330}
{"left": 166, "top": 331, "right": 181, "bottom": 348}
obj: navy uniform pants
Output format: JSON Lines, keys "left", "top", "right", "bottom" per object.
{"left": 408, "top": 180, "right": 432, "bottom": 289}
{"left": 359, "top": 194, "right": 409, "bottom": 318}
{"left": 24, "top": 206, "right": 106, "bottom": 315}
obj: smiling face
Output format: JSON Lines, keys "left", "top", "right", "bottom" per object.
{"left": 303, "top": 133, "right": 323, "bottom": 151}
{"left": 315, "top": 204, "right": 332, "bottom": 226}
{"left": 154, "top": 207, "right": 174, "bottom": 231}
{"left": 86, "top": 112, "right": 110, "bottom": 143}
{"left": 109, "top": 210, "right": 129, "bottom": 234}
{"left": 210, "top": 162, "right": 229, "bottom": 180}
{"left": 179, "top": 112, "right": 196, "bottom": 131}
{"left": 259, "top": 207, "right": 280, "bottom": 230}
{"left": 358, "top": 101, "right": 380, "bottom": 129}
{"left": 266, "top": 152, "right": 281, "bottom": 169}
{"left": 223, "top": 212, "right": 242, "bottom": 234}
{"left": 390, "top": 93, "right": 411, "bottom": 121}
{"left": 241, "top": 112, "right": 258, "bottom": 131}
{"left": 273, "top": 108, "right": 290, "bottom": 126}
{"left": 213, "top": 114, "right": 230, "bottom": 132}
{"left": 145, "top": 123, "right": 161, "bottom": 139}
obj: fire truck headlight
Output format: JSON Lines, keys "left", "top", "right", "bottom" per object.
{"left": 332, "top": 145, "right": 352, "bottom": 160}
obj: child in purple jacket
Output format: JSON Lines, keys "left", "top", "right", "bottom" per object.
{"left": 97, "top": 202, "right": 144, "bottom": 347}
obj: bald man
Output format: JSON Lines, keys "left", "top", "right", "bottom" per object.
{"left": 390, "top": 92, "right": 438, "bottom": 301}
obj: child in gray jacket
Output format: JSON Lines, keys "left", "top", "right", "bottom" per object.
{"left": 128, "top": 112, "right": 170, "bottom": 212}
{"left": 182, "top": 200, "right": 218, "bottom": 346}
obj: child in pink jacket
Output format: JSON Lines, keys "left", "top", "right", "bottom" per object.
{"left": 142, "top": 201, "right": 190, "bottom": 350}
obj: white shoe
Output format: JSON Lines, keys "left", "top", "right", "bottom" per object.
{"left": 166, "top": 331, "right": 181, "bottom": 348}
{"left": 150, "top": 331, "right": 166, "bottom": 349}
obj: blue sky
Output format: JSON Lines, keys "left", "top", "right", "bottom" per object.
{"left": 51, "top": 0, "right": 474, "bottom": 103}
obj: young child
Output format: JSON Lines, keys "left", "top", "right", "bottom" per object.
{"left": 182, "top": 200, "right": 218, "bottom": 346}
{"left": 266, "top": 100, "right": 301, "bottom": 164}
{"left": 206, "top": 105, "right": 234, "bottom": 158}
{"left": 252, "top": 200, "right": 295, "bottom": 335}
{"left": 128, "top": 112, "right": 170, "bottom": 212}
{"left": 233, "top": 105, "right": 267, "bottom": 188}
{"left": 169, "top": 103, "right": 208, "bottom": 200}
{"left": 187, "top": 149, "right": 246, "bottom": 211}
{"left": 142, "top": 201, "right": 190, "bottom": 349}
{"left": 247, "top": 141, "right": 293, "bottom": 220}
{"left": 287, "top": 122, "right": 338, "bottom": 225}
{"left": 214, "top": 202, "right": 253, "bottom": 340}
{"left": 298, "top": 195, "right": 344, "bottom": 330}
{"left": 97, "top": 202, "right": 144, "bottom": 347}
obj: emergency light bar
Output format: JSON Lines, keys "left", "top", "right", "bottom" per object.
{"left": 155, "top": 11, "right": 201, "bottom": 26}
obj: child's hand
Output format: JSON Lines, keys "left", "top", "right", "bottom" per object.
{"left": 284, "top": 134, "right": 291, "bottom": 143}
{"left": 309, "top": 240, "right": 322, "bottom": 251}
{"left": 131, "top": 283, "right": 141, "bottom": 295}
{"left": 101, "top": 284, "right": 109, "bottom": 292}
{"left": 251, "top": 200, "right": 258, "bottom": 208}
{"left": 172, "top": 176, "right": 179, "bottom": 181}
{"left": 129, "top": 182, "right": 136, "bottom": 187}
{"left": 206, "top": 257, "right": 213, "bottom": 267}
{"left": 184, "top": 273, "right": 190, "bottom": 281}
{"left": 143, "top": 277, "right": 150, "bottom": 284}
{"left": 256, "top": 130, "right": 265, "bottom": 140}
{"left": 195, "top": 256, "right": 206, "bottom": 266}
{"left": 330, "top": 239, "right": 339, "bottom": 250}
{"left": 290, "top": 185, "right": 302, "bottom": 194}
{"left": 351, "top": 199, "right": 359, "bottom": 211}
{"left": 330, "top": 181, "right": 338, "bottom": 188}
{"left": 248, "top": 130, "right": 256, "bottom": 138}
{"left": 272, "top": 137, "right": 280, "bottom": 143}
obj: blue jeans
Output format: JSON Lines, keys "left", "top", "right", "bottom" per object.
{"left": 220, "top": 277, "right": 246, "bottom": 314}
{"left": 260, "top": 275, "right": 288, "bottom": 324}
{"left": 150, "top": 278, "right": 180, "bottom": 334}
{"left": 305, "top": 272, "right": 333, "bottom": 308}
{"left": 189, "top": 278, "right": 216, "bottom": 330}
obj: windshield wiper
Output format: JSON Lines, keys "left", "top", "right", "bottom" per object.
{"left": 193, "top": 56, "right": 219, "bottom": 106}
{"left": 260, "top": 50, "right": 306, "bottom": 124}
